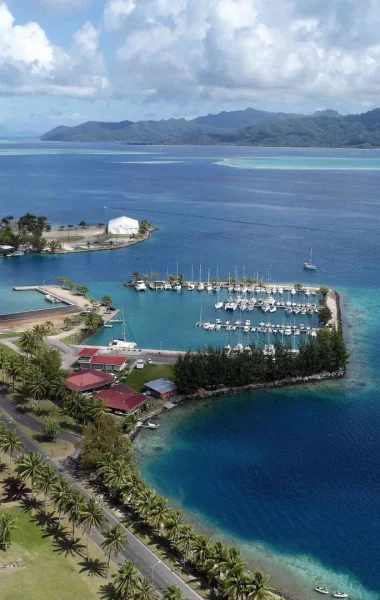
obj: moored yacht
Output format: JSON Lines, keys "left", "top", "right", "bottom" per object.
{"left": 215, "top": 301, "right": 224, "bottom": 310}
{"left": 313, "top": 588, "right": 329, "bottom": 595}
{"left": 135, "top": 280, "right": 147, "bottom": 291}
{"left": 304, "top": 246, "right": 316, "bottom": 270}
{"left": 332, "top": 593, "right": 348, "bottom": 598}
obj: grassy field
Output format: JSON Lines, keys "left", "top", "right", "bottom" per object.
{"left": 0, "top": 333, "right": 21, "bottom": 340}
{"left": 0, "top": 343, "right": 19, "bottom": 357}
{"left": 126, "top": 363, "right": 174, "bottom": 392}
{"left": 0, "top": 508, "right": 110, "bottom": 600}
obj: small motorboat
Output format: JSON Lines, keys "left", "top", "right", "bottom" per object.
{"left": 332, "top": 593, "right": 348, "bottom": 599}
{"left": 313, "top": 588, "right": 329, "bottom": 595}
{"left": 104, "top": 324, "right": 113, "bottom": 328}
{"left": 145, "top": 422, "right": 159, "bottom": 430}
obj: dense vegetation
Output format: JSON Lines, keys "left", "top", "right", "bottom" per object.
{"left": 174, "top": 329, "right": 348, "bottom": 393}
{"left": 0, "top": 212, "right": 52, "bottom": 253}
{"left": 40, "top": 107, "right": 380, "bottom": 148}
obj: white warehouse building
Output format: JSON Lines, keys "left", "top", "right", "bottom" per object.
{"left": 108, "top": 216, "right": 139, "bottom": 235}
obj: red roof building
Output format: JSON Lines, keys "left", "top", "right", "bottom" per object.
{"left": 78, "top": 347, "right": 99, "bottom": 357}
{"left": 66, "top": 369, "right": 114, "bottom": 392}
{"left": 77, "top": 347, "right": 100, "bottom": 365}
{"left": 95, "top": 384, "right": 146, "bottom": 414}
{"left": 90, "top": 354, "right": 128, "bottom": 372}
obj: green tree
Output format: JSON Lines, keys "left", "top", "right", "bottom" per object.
{"left": 90, "top": 397, "right": 107, "bottom": 421}
{"left": 78, "top": 221, "right": 88, "bottom": 228}
{"left": 123, "top": 412, "right": 138, "bottom": 433}
{"left": 147, "top": 496, "right": 170, "bottom": 532}
{"left": 134, "top": 576, "right": 159, "bottom": 600}
{"left": 101, "top": 523, "right": 128, "bottom": 578}
{"left": 151, "top": 272, "right": 159, "bottom": 282}
{"left": 163, "top": 585, "right": 185, "bottom": 600}
{"left": 80, "top": 414, "right": 132, "bottom": 471}
{"left": 294, "top": 283, "right": 303, "bottom": 291}
{"left": 0, "top": 513, "right": 18, "bottom": 551}
{"left": 176, "top": 524, "right": 196, "bottom": 565}
{"left": 81, "top": 497, "right": 105, "bottom": 558}
{"left": 76, "top": 285, "right": 89, "bottom": 297}
{"left": 26, "top": 367, "right": 47, "bottom": 413}
{"left": 15, "top": 452, "right": 44, "bottom": 496}
{"left": 51, "top": 478, "right": 72, "bottom": 525}
{"left": 222, "top": 566, "right": 252, "bottom": 600}
{"left": 47, "top": 240, "right": 62, "bottom": 253}
{"left": 5, "top": 354, "right": 21, "bottom": 391}
{"left": 251, "top": 570, "right": 274, "bottom": 600}
{"left": 42, "top": 418, "right": 62, "bottom": 454}
{"left": 36, "top": 463, "right": 57, "bottom": 513}
{"left": 318, "top": 305, "right": 332, "bottom": 326}
{"left": 66, "top": 488, "right": 86, "bottom": 540}
{"left": 83, "top": 312, "right": 104, "bottom": 332}
{"left": 0, "top": 347, "right": 9, "bottom": 381}
{"left": 113, "top": 561, "right": 139, "bottom": 599}
{"left": 0, "top": 429, "right": 23, "bottom": 466}
{"left": 165, "top": 510, "right": 184, "bottom": 545}
{"left": 101, "top": 295, "right": 113, "bottom": 307}
{"left": 131, "top": 271, "right": 140, "bottom": 281}
{"left": 319, "top": 286, "right": 329, "bottom": 297}
{"left": 19, "top": 329, "right": 39, "bottom": 355}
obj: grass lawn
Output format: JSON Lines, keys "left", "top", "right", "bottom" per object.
{"left": 126, "top": 363, "right": 174, "bottom": 392}
{"left": 0, "top": 507, "right": 110, "bottom": 600}
{"left": 0, "top": 333, "right": 21, "bottom": 339}
{"left": 0, "top": 343, "right": 19, "bottom": 357}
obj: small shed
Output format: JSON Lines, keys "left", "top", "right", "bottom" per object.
{"left": 144, "top": 378, "right": 177, "bottom": 399}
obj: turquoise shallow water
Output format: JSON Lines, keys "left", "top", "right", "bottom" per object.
{"left": 0, "top": 144, "right": 380, "bottom": 598}
{"left": 0, "top": 288, "right": 66, "bottom": 315}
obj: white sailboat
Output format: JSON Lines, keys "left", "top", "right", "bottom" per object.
{"left": 304, "top": 247, "right": 316, "bottom": 270}
{"left": 108, "top": 308, "right": 137, "bottom": 349}
{"left": 188, "top": 265, "right": 195, "bottom": 290}
{"left": 206, "top": 268, "right": 212, "bottom": 292}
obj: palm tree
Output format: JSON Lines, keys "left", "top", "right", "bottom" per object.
{"left": 131, "top": 270, "right": 140, "bottom": 281}
{"left": 66, "top": 488, "right": 86, "bottom": 540}
{"left": 36, "top": 463, "right": 57, "bottom": 513}
{"left": 176, "top": 523, "right": 196, "bottom": 565}
{"left": 147, "top": 496, "right": 170, "bottom": 532}
{"left": 134, "top": 485, "right": 157, "bottom": 521}
{"left": 48, "top": 377, "right": 67, "bottom": 403}
{"left": 103, "top": 459, "right": 129, "bottom": 490}
{"left": 16, "top": 354, "right": 30, "bottom": 388}
{"left": 15, "top": 452, "right": 44, "bottom": 496}
{"left": 64, "top": 391, "right": 87, "bottom": 422}
{"left": 113, "top": 561, "right": 139, "bottom": 598}
{"left": 191, "top": 535, "right": 213, "bottom": 572}
{"left": 151, "top": 272, "right": 159, "bottom": 282}
{"left": 101, "top": 523, "right": 128, "bottom": 578}
{"left": 0, "top": 512, "right": 18, "bottom": 550}
{"left": 220, "top": 547, "right": 246, "bottom": 578}
{"left": 165, "top": 510, "right": 184, "bottom": 546}
{"left": 81, "top": 498, "right": 105, "bottom": 558}
{"left": 163, "top": 585, "right": 184, "bottom": 600}
{"left": 0, "top": 430, "right": 23, "bottom": 467}
{"left": 5, "top": 355, "right": 22, "bottom": 391}
{"left": 250, "top": 571, "right": 274, "bottom": 600}
{"left": 222, "top": 566, "right": 252, "bottom": 600}
{"left": 26, "top": 367, "right": 47, "bottom": 413}
{"left": 0, "top": 348, "right": 9, "bottom": 381}
{"left": 51, "top": 478, "right": 72, "bottom": 525}
{"left": 19, "top": 329, "right": 38, "bottom": 355}
{"left": 90, "top": 397, "right": 107, "bottom": 421}
{"left": 134, "top": 576, "right": 158, "bottom": 600}
{"left": 43, "top": 321, "right": 54, "bottom": 336}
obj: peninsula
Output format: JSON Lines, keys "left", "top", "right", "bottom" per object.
{"left": 0, "top": 213, "right": 156, "bottom": 257}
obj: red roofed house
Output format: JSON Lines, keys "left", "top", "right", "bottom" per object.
{"left": 66, "top": 369, "right": 115, "bottom": 393}
{"left": 90, "top": 354, "right": 128, "bottom": 372}
{"left": 77, "top": 347, "right": 100, "bottom": 366}
{"left": 95, "top": 384, "right": 147, "bottom": 414}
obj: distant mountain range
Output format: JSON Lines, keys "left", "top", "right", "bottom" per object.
{"left": 40, "top": 107, "right": 380, "bottom": 148}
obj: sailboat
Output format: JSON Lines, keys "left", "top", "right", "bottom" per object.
{"left": 188, "top": 265, "right": 195, "bottom": 290}
{"left": 206, "top": 268, "right": 212, "bottom": 292}
{"left": 304, "top": 247, "right": 316, "bottom": 270}
{"left": 108, "top": 308, "right": 137, "bottom": 349}
{"left": 198, "top": 264, "right": 204, "bottom": 291}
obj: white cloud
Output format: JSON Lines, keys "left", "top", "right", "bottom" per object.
{"left": 104, "top": 0, "right": 380, "bottom": 109}
{"left": 104, "top": 0, "right": 136, "bottom": 31}
{"left": 0, "top": 3, "right": 108, "bottom": 98}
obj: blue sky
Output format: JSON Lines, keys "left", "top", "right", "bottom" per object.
{"left": 2, "top": 0, "right": 380, "bottom": 132}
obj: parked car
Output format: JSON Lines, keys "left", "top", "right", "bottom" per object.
{"left": 135, "top": 359, "right": 144, "bottom": 370}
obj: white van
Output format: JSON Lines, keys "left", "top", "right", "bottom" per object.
{"left": 135, "top": 359, "right": 144, "bottom": 370}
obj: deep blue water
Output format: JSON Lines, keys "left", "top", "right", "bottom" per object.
{"left": 1, "top": 143, "right": 380, "bottom": 598}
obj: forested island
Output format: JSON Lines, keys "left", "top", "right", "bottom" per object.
{"left": 41, "top": 106, "right": 380, "bottom": 148}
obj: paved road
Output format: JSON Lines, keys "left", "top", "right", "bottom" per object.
{"left": 0, "top": 411, "right": 202, "bottom": 600}
{"left": 0, "top": 393, "right": 79, "bottom": 446}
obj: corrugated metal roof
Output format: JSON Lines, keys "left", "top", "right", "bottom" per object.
{"left": 145, "top": 378, "right": 177, "bottom": 394}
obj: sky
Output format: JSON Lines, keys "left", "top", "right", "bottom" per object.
{"left": 2, "top": 0, "right": 380, "bottom": 132}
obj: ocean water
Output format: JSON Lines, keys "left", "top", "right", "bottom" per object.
{"left": 0, "top": 142, "right": 380, "bottom": 597}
